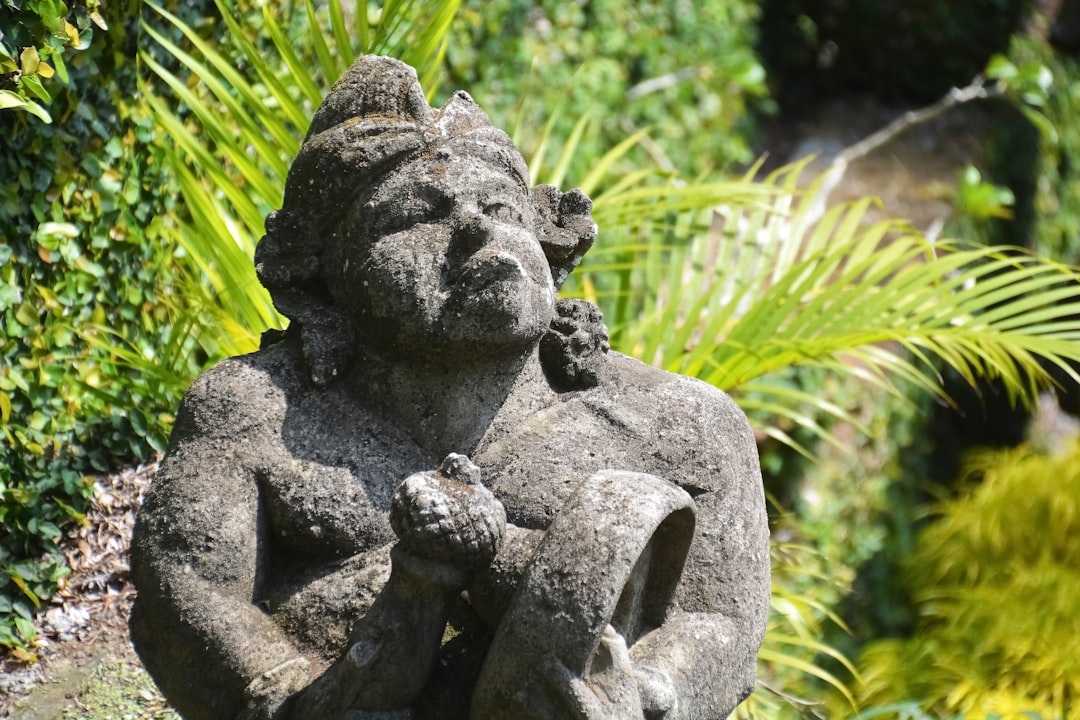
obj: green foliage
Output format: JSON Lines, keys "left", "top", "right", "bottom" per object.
{"left": 955, "top": 165, "right": 1016, "bottom": 221}
{"left": 836, "top": 19, "right": 1080, "bottom": 695}
{"left": 0, "top": 0, "right": 212, "bottom": 656}
{"left": 446, "top": 0, "right": 767, "bottom": 179}
{"left": 943, "top": 18, "right": 1080, "bottom": 264}
{"left": 561, "top": 158, "right": 1080, "bottom": 454}
{"left": 1003, "top": 30, "right": 1080, "bottom": 263}
{"left": 847, "top": 444, "right": 1080, "bottom": 719}
{"left": 0, "top": 0, "right": 108, "bottom": 122}
{"left": 942, "top": 56, "right": 1049, "bottom": 254}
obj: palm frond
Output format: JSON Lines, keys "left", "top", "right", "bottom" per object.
{"left": 567, "top": 158, "right": 1080, "bottom": 442}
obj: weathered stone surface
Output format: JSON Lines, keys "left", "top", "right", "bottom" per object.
{"left": 471, "top": 471, "right": 695, "bottom": 720}
{"left": 130, "top": 55, "right": 770, "bottom": 720}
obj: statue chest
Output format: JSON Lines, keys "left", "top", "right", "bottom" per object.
{"left": 258, "top": 417, "right": 436, "bottom": 559}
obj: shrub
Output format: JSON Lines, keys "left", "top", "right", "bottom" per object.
{"left": 0, "top": 0, "right": 212, "bottom": 656}
{"left": 0, "top": 0, "right": 106, "bottom": 123}
{"left": 848, "top": 444, "right": 1080, "bottom": 719}
{"left": 447, "top": 0, "right": 767, "bottom": 179}
{"left": 757, "top": 0, "right": 1032, "bottom": 110}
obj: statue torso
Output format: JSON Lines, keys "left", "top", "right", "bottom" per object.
{"left": 201, "top": 339, "right": 732, "bottom": 570}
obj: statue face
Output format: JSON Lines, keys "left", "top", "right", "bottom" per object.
{"left": 333, "top": 153, "right": 556, "bottom": 357}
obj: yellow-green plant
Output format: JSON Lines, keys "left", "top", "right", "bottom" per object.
{"left": 849, "top": 443, "right": 1080, "bottom": 719}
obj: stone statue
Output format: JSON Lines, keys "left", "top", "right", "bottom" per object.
{"left": 130, "top": 56, "right": 770, "bottom": 720}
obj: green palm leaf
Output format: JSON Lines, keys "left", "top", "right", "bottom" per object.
{"left": 566, "top": 158, "right": 1080, "bottom": 445}
{"left": 733, "top": 541, "right": 861, "bottom": 717}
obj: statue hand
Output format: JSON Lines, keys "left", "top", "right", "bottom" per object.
{"left": 238, "top": 658, "right": 311, "bottom": 720}
{"left": 530, "top": 625, "right": 650, "bottom": 720}
{"left": 634, "top": 664, "right": 676, "bottom": 719}
{"left": 389, "top": 454, "right": 506, "bottom": 570}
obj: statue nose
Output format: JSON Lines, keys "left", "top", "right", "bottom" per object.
{"left": 450, "top": 209, "right": 497, "bottom": 255}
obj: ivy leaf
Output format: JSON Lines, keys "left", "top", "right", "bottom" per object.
{"left": 0, "top": 284, "right": 18, "bottom": 311}
{"left": 146, "top": 431, "right": 167, "bottom": 453}
{"left": 130, "top": 408, "right": 147, "bottom": 437}
{"left": 13, "top": 615, "right": 35, "bottom": 643}
{"left": 15, "top": 302, "right": 39, "bottom": 327}
{"left": 19, "top": 46, "right": 39, "bottom": 75}
{"left": 8, "top": 575, "right": 41, "bottom": 609}
{"left": 37, "top": 221, "right": 79, "bottom": 240}
{"left": 0, "top": 89, "right": 52, "bottom": 123}
{"left": 19, "top": 74, "right": 51, "bottom": 103}
{"left": 52, "top": 49, "right": 68, "bottom": 84}
{"left": 0, "top": 623, "right": 17, "bottom": 649}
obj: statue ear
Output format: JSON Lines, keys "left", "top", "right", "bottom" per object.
{"left": 531, "top": 185, "right": 598, "bottom": 289}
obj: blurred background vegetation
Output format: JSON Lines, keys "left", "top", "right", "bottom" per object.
{"left": 3, "top": 0, "right": 1080, "bottom": 717}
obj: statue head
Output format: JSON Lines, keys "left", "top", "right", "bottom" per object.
{"left": 255, "top": 56, "right": 598, "bottom": 385}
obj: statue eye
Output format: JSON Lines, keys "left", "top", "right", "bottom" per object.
{"left": 369, "top": 194, "right": 448, "bottom": 235}
{"left": 484, "top": 202, "right": 525, "bottom": 226}
{"left": 402, "top": 199, "right": 436, "bottom": 222}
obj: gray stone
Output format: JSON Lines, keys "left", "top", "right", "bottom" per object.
{"left": 130, "top": 55, "right": 770, "bottom": 720}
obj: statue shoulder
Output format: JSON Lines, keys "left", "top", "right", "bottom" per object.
{"left": 171, "top": 341, "right": 301, "bottom": 445}
{"left": 606, "top": 351, "right": 750, "bottom": 427}
{"left": 140, "top": 343, "right": 304, "bottom": 542}
{"left": 602, "top": 352, "right": 760, "bottom": 495}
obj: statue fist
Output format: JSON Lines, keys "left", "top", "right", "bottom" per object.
{"left": 389, "top": 454, "right": 506, "bottom": 569}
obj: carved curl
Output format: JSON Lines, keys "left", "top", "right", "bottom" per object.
{"left": 540, "top": 299, "right": 610, "bottom": 391}
{"left": 256, "top": 56, "right": 600, "bottom": 385}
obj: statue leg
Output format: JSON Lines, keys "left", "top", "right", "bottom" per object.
{"left": 288, "top": 545, "right": 470, "bottom": 717}
{"left": 267, "top": 548, "right": 393, "bottom": 659}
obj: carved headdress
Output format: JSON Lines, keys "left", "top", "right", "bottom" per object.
{"left": 255, "top": 56, "right": 599, "bottom": 385}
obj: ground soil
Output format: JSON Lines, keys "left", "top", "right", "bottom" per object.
{"left": 0, "top": 463, "right": 162, "bottom": 719}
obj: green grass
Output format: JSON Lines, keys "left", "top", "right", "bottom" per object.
{"left": 61, "top": 661, "right": 178, "bottom": 720}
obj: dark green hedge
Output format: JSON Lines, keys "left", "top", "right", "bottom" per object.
{"left": 757, "top": 0, "right": 1033, "bottom": 111}
{"left": 0, "top": 0, "right": 208, "bottom": 654}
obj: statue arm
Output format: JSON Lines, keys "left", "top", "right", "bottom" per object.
{"left": 131, "top": 440, "right": 322, "bottom": 720}
{"left": 631, "top": 398, "right": 771, "bottom": 719}
{"left": 131, "top": 362, "right": 342, "bottom": 719}
{"left": 629, "top": 490, "right": 771, "bottom": 718}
